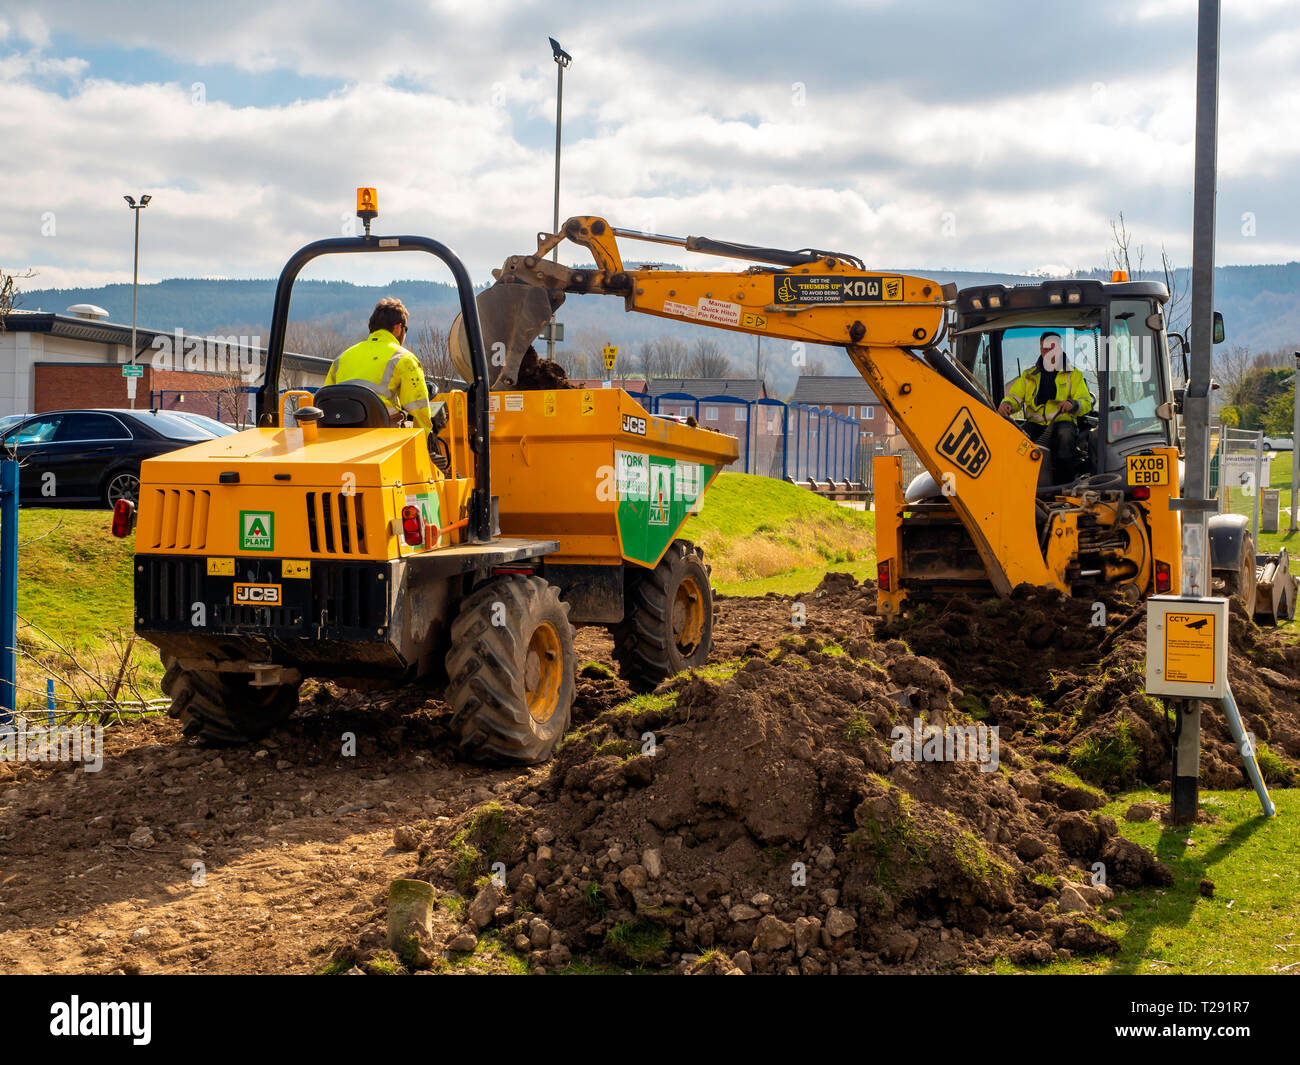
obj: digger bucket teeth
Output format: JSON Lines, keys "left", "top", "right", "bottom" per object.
{"left": 450, "top": 283, "right": 562, "bottom": 389}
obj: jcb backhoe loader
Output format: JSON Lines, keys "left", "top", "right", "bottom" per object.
{"left": 479, "top": 215, "right": 1286, "bottom": 620}
{"left": 115, "top": 193, "right": 738, "bottom": 762}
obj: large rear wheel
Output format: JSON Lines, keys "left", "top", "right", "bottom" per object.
{"left": 1219, "top": 532, "right": 1258, "bottom": 616}
{"left": 612, "top": 540, "right": 713, "bottom": 692}
{"left": 162, "top": 655, "right": 300, "bottom": 745}
{"left": 446, "top": 574, "right": 576, "bottom": 764}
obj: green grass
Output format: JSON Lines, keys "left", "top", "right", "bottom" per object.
{"left": 684, "top": 472, "right": 876, "bottom": 595}
{"left": 10, "top": 508, "right": 163, "bottom": 713}
{"left": 994, "top": 788, "right": 1300, "bottom": 975}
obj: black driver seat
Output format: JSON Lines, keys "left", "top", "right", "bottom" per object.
{"left": 310, "top": 380, "right": 392, "bottom": 428}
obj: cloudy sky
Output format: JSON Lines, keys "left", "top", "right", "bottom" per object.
{"left": 1, "top": 0, "right": 1297, "bottom": 291}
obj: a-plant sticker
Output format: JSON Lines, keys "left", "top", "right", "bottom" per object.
{"left": 239, "top": 510, "right": 275, "bottom": 552}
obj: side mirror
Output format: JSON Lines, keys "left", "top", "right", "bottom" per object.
{"left": 1172, "top": 387, "right": 1185, "bottom": 415}
{"left": 1213, "top": 311, "right": 1225, "bottom": 344}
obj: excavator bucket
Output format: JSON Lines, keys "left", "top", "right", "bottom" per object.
{"left": 450, "top": 282, "right": 561, "bottom": 388}
{"left": 1254, "top": 547, "right": 1298, "bottom": 626}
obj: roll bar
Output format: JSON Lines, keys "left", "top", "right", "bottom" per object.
{"left": 253, "top": 234, "right": 493, "bottom": 543}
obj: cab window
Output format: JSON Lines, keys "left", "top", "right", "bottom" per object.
{"left": 1106, "top": 299, "right": 1165, "bottom": 440}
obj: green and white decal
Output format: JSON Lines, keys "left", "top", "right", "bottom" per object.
{"left": 615, "top": 450, "right": 714, "bottom": 565}
{"left": 239, "top": 510, "right": 275, "bottom": 552}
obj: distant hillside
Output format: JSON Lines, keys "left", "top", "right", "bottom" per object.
{"left": 14, "top": 262, "right": 1299, "bottom": 398}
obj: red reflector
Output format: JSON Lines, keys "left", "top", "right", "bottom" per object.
{"left": 1155, "top": 561, "right": 1171, "bottom": 593}
{"left": 110, "top": 498, "right": 135, "bottom": 538}
{"left": 400, "top": 504, "right": 423, "bottom": 546}
{"left": 877, "top": 559, "right": 892, "bottom": 592}
{"left": 1130, "top": 485, "right": 1150, "bottom": 500}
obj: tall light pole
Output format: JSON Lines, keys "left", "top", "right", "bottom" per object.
{"left": 547, "top": 37, "right": 571, "bottom": 362}
{"left": 123, "top": 194, "right": 152, "bottom": 409}
{"left": 1290, "top": 350, "right": 1299, "bottom": 533}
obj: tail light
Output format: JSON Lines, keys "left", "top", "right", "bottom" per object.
{"left": 1155, "top": 560, "right": 1172, "bottom": 594}
{"left": 877, "top": 559, "right": 892, "bottom": 591}
{"left": 110, "top": 498, "right": 135, "bottom": 538}
{"left": 400, "top": 505, "right": 423, "bottom": 546}
{"left": 1130, "top": 485, "right": 1150, "bottom": 500}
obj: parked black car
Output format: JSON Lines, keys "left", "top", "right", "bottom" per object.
{"left": 0, "top": 408, "right": 219, "bottom": 507}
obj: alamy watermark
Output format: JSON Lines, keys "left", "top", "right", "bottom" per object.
{"left": 0, "top": 720, "right": 104, "bottom": 772}
{"left": 146, "top": 328, "right": 263, "bottom": 382}
{"left": 889, "top": 716, "right": 1000, "bottom": 773}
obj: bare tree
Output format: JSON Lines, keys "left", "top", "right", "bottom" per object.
{"left": 284, "top": 319, "right": 354, "bottom": 360}
{"left": 805, "top": 358, "right": 827, "bottom": 377}
{"left": 641, "top": 336, "right": 689, "bottom": 379}
{"left": 1159, "top": 246, "right": 1189, "bottom": 337}
{"left": 688, "top": 336, "right": 733, "bottom": 377}
{"left": 1, "top": 268, "right": 34, "bottom": 331}
{"left": 409, "top": 322, "right": 457, "bottom": 382}
{"left": 1107, "top": 212, "right": 1144, "bottom": 278}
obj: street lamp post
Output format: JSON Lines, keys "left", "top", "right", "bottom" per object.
{"left": 123, "top": 194, "right": 152, "bottom": 409}
{"left": 547, "top": 37, "right": 571, "bottom": 363}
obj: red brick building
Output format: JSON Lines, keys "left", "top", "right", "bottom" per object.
{"left": 790, "top": 375, "right": 895, "bottom": 441}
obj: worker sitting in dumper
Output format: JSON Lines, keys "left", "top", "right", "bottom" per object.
{"left": 325, "top": 297, "right": 433, "bottom": 433}
{"left": 997, "top": 331, "right": 1092, "bottom": 482}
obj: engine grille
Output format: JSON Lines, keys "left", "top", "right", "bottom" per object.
{"left": 141, "top": 489, "right": 211, "bottom": 550}
{"left": 306, "top": 491, "right": 367, "bottom": 555}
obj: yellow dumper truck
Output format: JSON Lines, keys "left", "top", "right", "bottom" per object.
{"left": 115, "top": 195, "right": 738, "bottom": 762}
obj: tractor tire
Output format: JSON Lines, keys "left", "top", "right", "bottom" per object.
{"left": 1219, "top": 532, "right": 1258, "bottom": 617}
{"left": 446, "top": 575, "right": 576, "bottom": 765}
{"left": 162, "top": 655, "right": 300, "bottom": 745}
{"left": 612, "top": 540, "right": 713, "bottom": 692}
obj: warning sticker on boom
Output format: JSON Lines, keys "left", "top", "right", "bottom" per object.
{"left": 1164, "top": 612, "right": 1216, "bottom": 685}
{"left": 774, "top": 275, "right": 904, "bottom": 305}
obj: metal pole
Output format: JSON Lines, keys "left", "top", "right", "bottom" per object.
{"left": 1253, "top": 431, "right": 1262, "bottom": 542}
{"left": 1291, "top": 351, "right": 1299, "bottom": 533}
{"left": 1172, "top": 0, "right": 1220, "bottom": 827}
{"left": 130, "top": 205, "right": 140, "bottom": 409}
{"left": 547, "top": 61, "right": 563, "bottom": 362}
{"left": 0, "top": 459, "right": 17, "bottom": 726}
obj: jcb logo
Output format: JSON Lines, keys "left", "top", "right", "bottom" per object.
{"left": 622, "top": 414, "right": 647, "bottom": 436}
{"left": 937, "top": 407, "right": 990, "bottom": 478}
{"left": 234, "top": 582, "right": 282, "bottom": 605}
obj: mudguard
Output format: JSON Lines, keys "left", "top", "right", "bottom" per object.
{"left": 1207, "top": 512, "right": 1250, "bottom": 571}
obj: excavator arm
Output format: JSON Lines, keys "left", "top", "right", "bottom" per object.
{"left": 479, "top": 216, "right": 1062, "bottom": 597}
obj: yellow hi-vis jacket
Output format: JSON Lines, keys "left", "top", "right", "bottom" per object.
{"left": 1003, "top": 367, "right": 1093, "bottom": 425}
{"left": 324, "top": 329, "right": 433, "bottom": 433}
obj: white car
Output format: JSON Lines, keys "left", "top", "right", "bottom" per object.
{"left": 1262, "top": 437, "right": 1294, "bottom": 452}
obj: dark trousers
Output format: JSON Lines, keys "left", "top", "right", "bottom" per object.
{"left": 1024, "top": 420, "right": 1079, "bottom": 481}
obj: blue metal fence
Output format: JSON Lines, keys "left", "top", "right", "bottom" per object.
{"left": 628, "top": 391, "right": 864, "bottom": 483}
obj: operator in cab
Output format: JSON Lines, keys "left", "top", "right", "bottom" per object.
{"left": 325, "top": 297, "right": 433, "bottom": 433}
{"left": 997, "top": 331, "right": 1092, "bottom": 481}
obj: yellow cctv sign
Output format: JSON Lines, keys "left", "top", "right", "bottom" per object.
{"left": 1145, "top": 596, "right": 1228, "bottom": 698}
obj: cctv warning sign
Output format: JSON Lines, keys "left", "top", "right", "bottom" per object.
{"left": 1164, "top": 611, "right": 1216, "bottom": 685}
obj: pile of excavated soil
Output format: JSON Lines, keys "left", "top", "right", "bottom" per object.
{"left": 886, "top": 586, "right": 1300, "bottom": 791}
{"left": 348, "top": 576, "right": 1281, "bottom": 974}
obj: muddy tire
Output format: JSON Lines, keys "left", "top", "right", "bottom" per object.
{"left": 1219, "top": 532, "right": 1258, "bottom": 616}
{"left": 446, "top": 575, "right": 576, "bottom": 765}
{"left": 612, "top": 540, "right": 713, "bottom": 692}
{"left": 162, "top": 655, "right": 300, "bottom": 745}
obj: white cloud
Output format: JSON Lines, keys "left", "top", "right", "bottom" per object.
{"left": 1, "top": 0, "right": 1297, "bottom": 296}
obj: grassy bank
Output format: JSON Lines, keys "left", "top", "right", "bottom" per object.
{"left": 10, "top": 508, "right": 161, "bottom": 714}
{"left": 995, "top": 787, "right": 1300, "bottom": 975}
{"left": 683, "top": 472, "right": 876, "bottom": 595}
